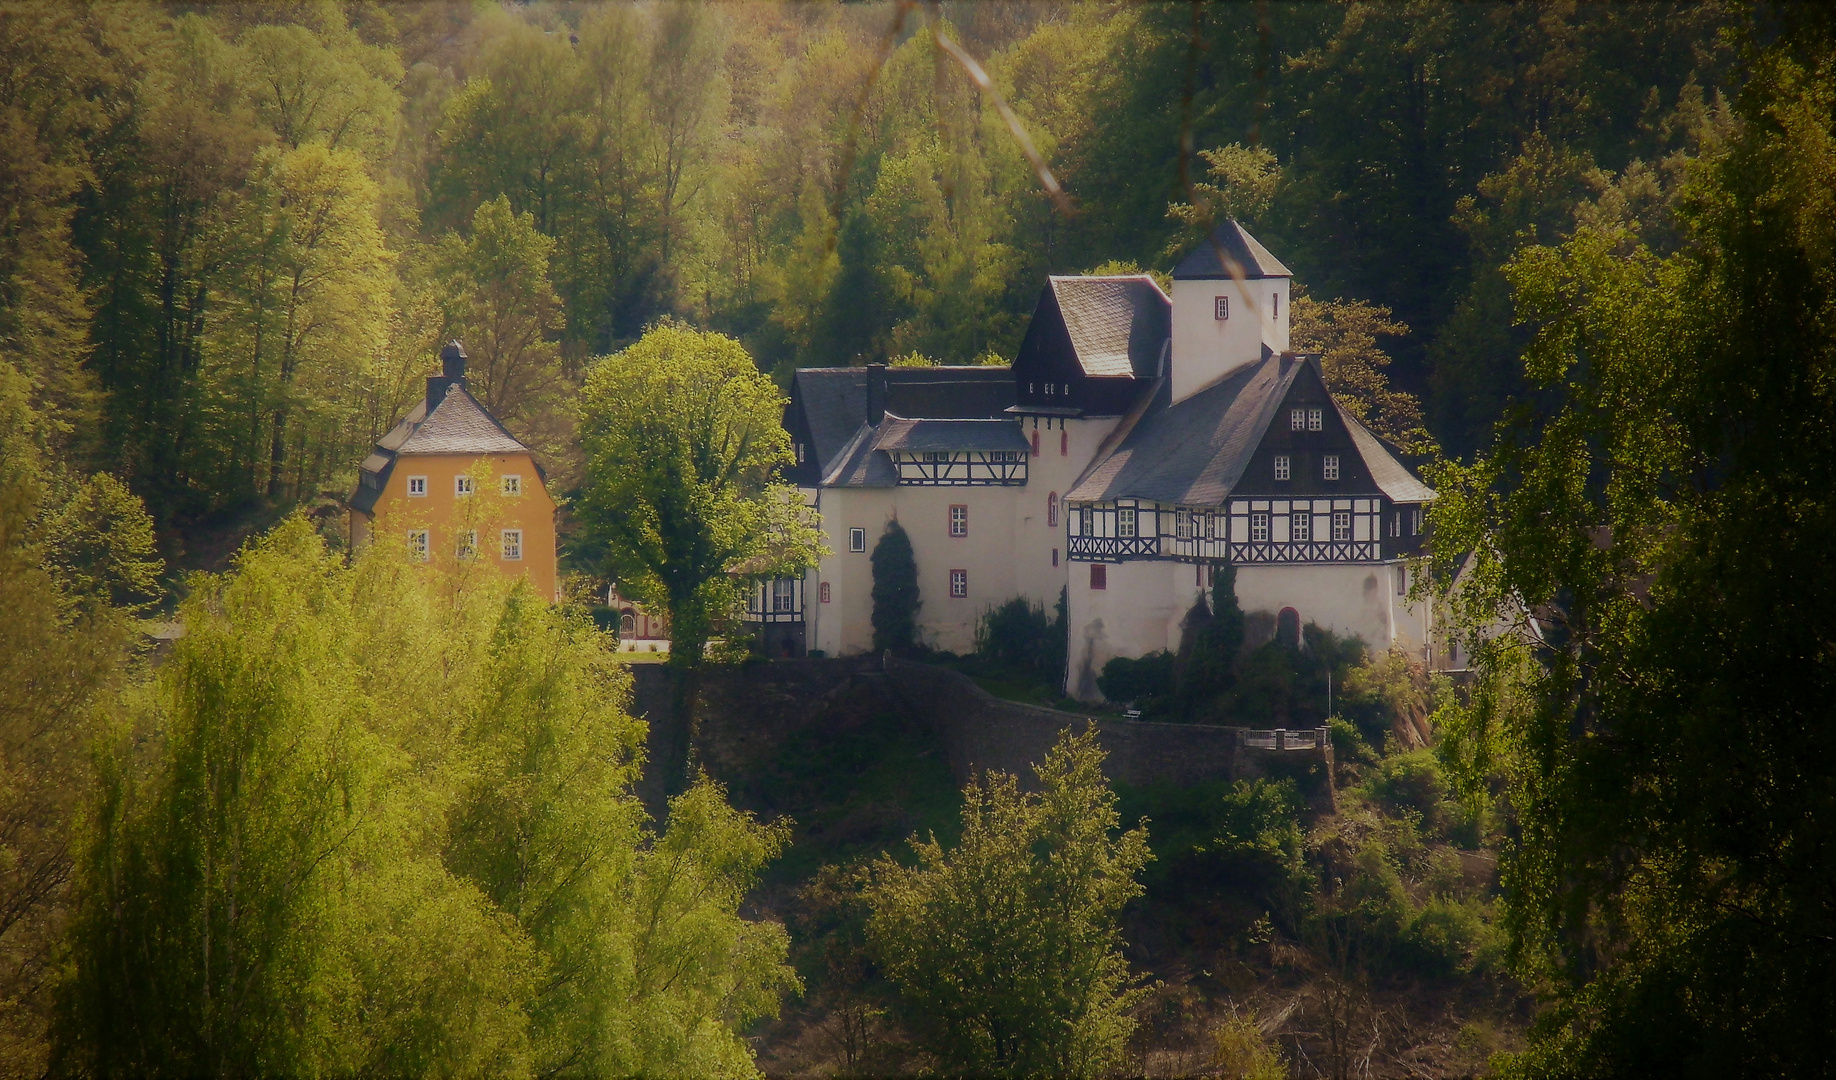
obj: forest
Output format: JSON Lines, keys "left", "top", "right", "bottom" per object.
{"left": 2, "top": 1, "right": 1833, "bottom": 1077}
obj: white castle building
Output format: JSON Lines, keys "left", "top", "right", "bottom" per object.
{"left": 766, "top": 222, "right": 1436, "bottom": 700}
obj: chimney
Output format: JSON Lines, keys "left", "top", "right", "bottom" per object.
{"left": 866, "top": 363, "right": 887, "bottom": 425}
{"left": 426, "top": 340, "right": 467, "bottom": 410}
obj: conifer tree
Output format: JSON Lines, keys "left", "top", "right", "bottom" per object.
{"left": 870, "top": 519, "right": 919, "bottom": 653}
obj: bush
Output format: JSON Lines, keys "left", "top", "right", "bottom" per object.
{"left": 1359, "top": 750, "right": 1481, "bottom": 844}
{"left": 1097, "top": 650, "right": 1175, "bottom": 708}
{"left": 975, "top": 591, "right": 1066, "bottom": 677}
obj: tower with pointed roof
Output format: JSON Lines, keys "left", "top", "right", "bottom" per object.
{"left": 348, "top": 342, "right": 558, "bottom": 599}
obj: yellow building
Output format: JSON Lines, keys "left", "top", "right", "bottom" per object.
{"left": 349, "top": 342, "right": 558, "bottom": 599}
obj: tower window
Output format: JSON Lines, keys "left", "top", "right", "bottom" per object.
{"left": 949, "top": 504, "right": 968, "bottom": 537}
{"left": 820, "top": 581, "right": 831, "bottom": 603}
{"left": 1047, "top": 492, "right": 1059, "bottom": 527}
{"left": 1273, "top": 292, "right": 1280, "bottom": 317}
{"left": 1274, "top": 454, "right": 1290, "bottom": 481}
{"left": 1052, "top": 548, "right": 1059, "bottom": 567}
{"left": 949, "top": 569, "right": 968, "bottom": 598}
{"left": 849, "top": 527, "right": 866, "bottom": 552}
{"left": 1031, "top": 430, "right": 1040, "bottom": 456}
{"left": 1215, "top": 295, "right": 1230, "bottom": 320}
{"left": 1060, "top": 430, "right": 1068, "bottom": 456}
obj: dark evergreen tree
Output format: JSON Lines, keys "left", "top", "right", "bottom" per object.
{"left": 1175, "top": 562, "right": 1246, "bottom": 717}
{"left": 870, "top": 519, "right": 919, "bottom": 654}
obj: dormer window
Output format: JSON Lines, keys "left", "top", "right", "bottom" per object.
{"left": 1215, "top": 296, "right": 1230, "bottom": 320}
{"left": 1274, "top": 455, "right": 1290, "bottom": 481}
{"left": 1308, "top": 408, "right": 1323, "bottom": 431}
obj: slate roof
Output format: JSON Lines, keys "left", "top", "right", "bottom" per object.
{"left": 791, "top": 366, "right": 1015, "bottom": 488}
{"left": 349, "top": 384, "right": 533, "bottom": 513}
{"left": 1066, "top": 354, "right": 1433, "bottom": 507}
{"left": 1049, "top": 275, "right": 1171, "bottom": 378}
{"left": 1172, "top": 220, "right": 1293, "bottom": 280}
{"left": 874, "top": 416, "right": 1029, "bottom": 453}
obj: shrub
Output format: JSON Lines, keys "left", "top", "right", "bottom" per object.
{"left": 1097, "top": 650, "right": 1175, "bottom": 707}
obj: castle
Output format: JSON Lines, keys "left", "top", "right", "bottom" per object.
{"left": 771, "top": 222, "right": 1435, "bottom": 701}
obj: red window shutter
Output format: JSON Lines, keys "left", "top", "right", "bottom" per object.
{"left": 1091, "top": 564, "right": 1107, "bottom": 590}
{"left": 1031, "top": 430, "right": 1040, "bottom": 456}
{"left": 1060, "top": 431, "right": 1068, "bottom": 456}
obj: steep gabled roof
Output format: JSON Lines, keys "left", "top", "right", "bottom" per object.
{"left": 1171, "top": 220, "right": 1293, "bottom": 281}
{"left": 790, "top": 366, "right": 1015, "bottom": 484}
{"left": 1047, "top": 275, "right": 1170, "bottom": 378}
{"left": 397, "top": 386, "right": 529, "bottom": 455}
{"left": 1067, "top": 356, "right": 1302, "bottom": 505}
{"left": 1066, "top": 353, "right": 1434, "bottom": 508}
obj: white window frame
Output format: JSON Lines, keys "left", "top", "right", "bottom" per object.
{"left": 1047, "top": 493, "right": 1059, "bottom": 527}
{"left": 1323, "top": 454, "right": 1340, "bottom": 481}
{"left": 1175, "top": 509, "right": 1193, "bottom": 540}
{"left": 501, "top": 474, "right": 522, "bottom": 496}
{"left": 457, "top": 529, "right": 478, "bottom": 559}
{"left": 1290, "top": 408, "right": 1305, "bottom": 431}
{"left": 1117, "top": 507, "right": 1137, "bottom": 538}
{"left": 1250, "top": 512, "right": 1270, "bottom": 542}
{"left": 1292, "top": 512, "right": 1312, "bottom": 542}
{"left": 949, "top": 568, "right": 968, "bottom": 598}
{"left": 1274, "top": 454, "right": 1290, "bottom": 481}
{"left": 848, "top": 527, "right": 866, "bottom": 553}
{"left": 948, "top": 504, "right": 968, "bottom": 537}
{"left": 501, "top": 528, "right": 523, "bottom": 561}
{"left": 407, "top": 529, "right": 429, "bottom": 562}
{"left": 455, "top": 474, "right": 474, "bottom": 497}
{"left": 772, "top": 578, "right": 795, "bottom": 612}
{"left": 1215, "top": 295, "right": 1230, "bottom": 320}
{"left": 1332, "top": 511, "right": 1351, "bottom": 541}
{"left": 1308, "top": 407, "right": 1324, "bottom": 431}
{"left": 407, "top": 475, "right": 428, "bottom": 497}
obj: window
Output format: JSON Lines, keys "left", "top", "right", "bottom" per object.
{"left": 1291, "top": 408, "right": 1305, "bottom": 431}
{"left": 795, "top": 442, "right": 804, "bottom": 464}
{"left": 1117, "top": 507, "right": 1136, "bottom": 538}
{"left": 1332, "top": 511, "right": 1351, "bottom": 541}
{"left": 501, "top": 474, "right": 522, "bottom": 496}
{"left": 1047, "top": 492, "right": 1059, "bottom": 527}
{"left": 948, "top": 504, "right": 968, "bottom": 537}
{"left": 949, "top": 569, "right": 968, "bottom": 598}
{"left": 772, "top": 578, "right": 795, "bottom": 613}
{"left": 501, "top": 529, "right": 523, "bottom": 560}
{"left": 819, "top": 581, "right": 831, "bottom": 603}
{"left": 455, "top": 474, "right": 474, "bottom": 497}
{"left": 1215, "top": 295, "right": 1230, "bottom": 320}
{"left": 1251, "top": 512, "right": 1269, "bottom": 542}
{"left": 1323, "top": 454, "right": 1340, "bottom": 481}
{"left": 1090, "top": 564, "right": 1107, "bottom": 590}
{"left": 620, "top": 613, "right": 635, "bottom": 636}
{"left": 1060, "top": 430, "right": 1068, "bottom": 456}
{"left": 1308, "top": 407, "right": 1324, "bottom": 431}
{"left": 1292, "top": 512, "right": 1311, "bottom": 542}
{"left": 1080, "top": 505, "right": 1092, "bottom": 534}
{"left": 1396, "top": 566, "right": 1407, "bottom": 596}
{"left": 1028, "top": 382, "right": 1035, "bottom": 394}
{"left": 1274, "top": 454, "right": 1290, "bottom": 481}
{"left": 1052, "top": 547, "right": 1059, "bottom": 567}
{"left": 457, "top": 529, "right": 478, "bottom": 559}
{"left": 1204, "top": 512, "right": 1216, "bottom": 540}
{"left": 408, "top": 529, "right": 430, "bottom": 562}
{"left": 1389, "top": 513, "right": 1401, "bottom": 538}
{"left": 1031, "top": 430, "right": 1040, "bottom": 456}
{"left": 1412, "top": 507, "right": 1423, "bottom": 535}
{"left": 848, "top": 527, "right": 866, "bottom": 553}
{"left": 1272, "top": 291, "right": 1280, "bottom": 317}
{"left": 1176, "top": 509, "right": 1193, "bottom": 540}
{"left": 1044, "top": 382, "right": 1054, "bottom": 396}
{"left": 407, "top": 475, "right": 428, "bottom": 497}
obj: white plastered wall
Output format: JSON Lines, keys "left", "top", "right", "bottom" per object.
{"left": 1170, "top": 276, "right": 1290, "bottom": 404}
{"left": 1064, "top": 557, "right": 1432, "bottom": 701}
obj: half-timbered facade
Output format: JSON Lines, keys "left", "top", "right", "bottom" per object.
{"left": 783, "top": 221, "right": 1436, "bottom": 695}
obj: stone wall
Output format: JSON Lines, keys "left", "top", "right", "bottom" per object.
{"left": 631, "top": 656, "right": 1335, "bottom": 812}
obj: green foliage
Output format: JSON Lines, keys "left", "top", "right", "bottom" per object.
{"left": 974, "top": 591, "right": 1066, "bottom": 680}
{"left": 1167, "top": 144, "right": 1281, "bottom": 231}
{"left": 1120, "top": 778, "right": 1306, "bottom": 904}
{"left": 57, "top": 519, "right": 795, "bottom": 1077}
{"left": 1096, "top": 650, "right": 1175, "bottom": 709}
{"left": 866, "top": 730, "right": 1149, "bottom": 1078}
{"left": 869, "top": 520, "right": 919, "bottom": 654}
{"left": 1427, "top": 22, "right": 1836, "bottom": 1073}
{"left": 1174, "top": 562, "right": 1246, "bottom": 715}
